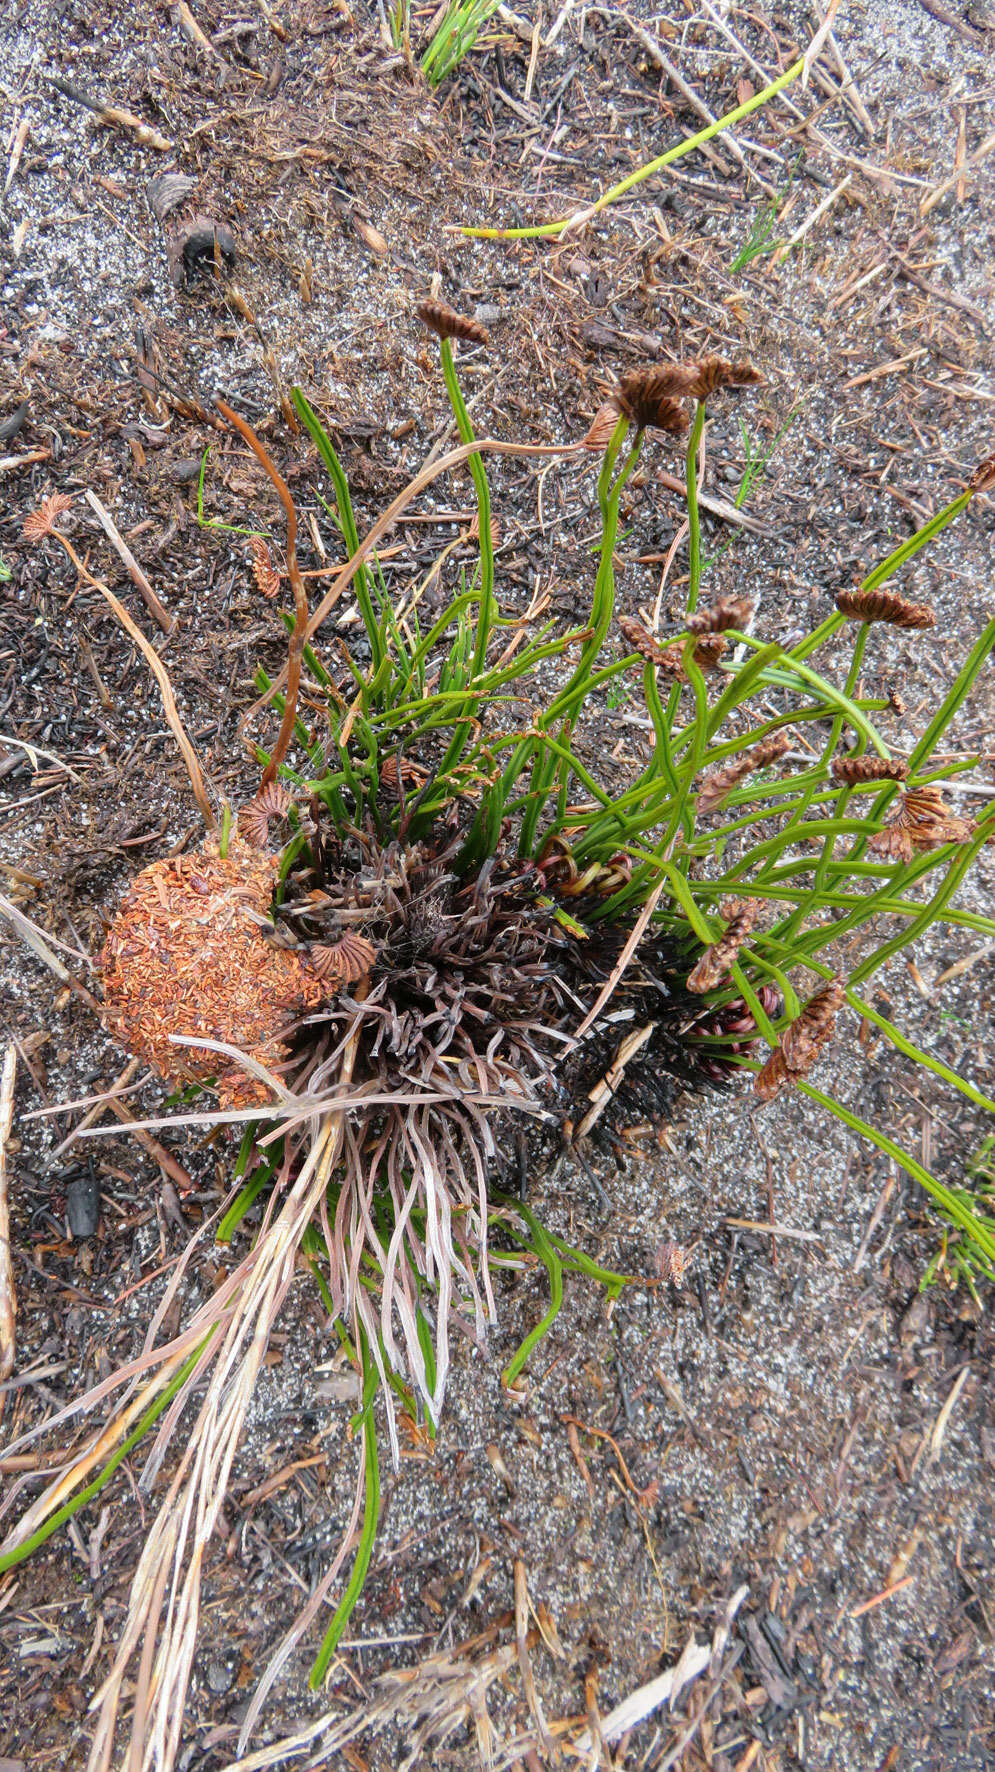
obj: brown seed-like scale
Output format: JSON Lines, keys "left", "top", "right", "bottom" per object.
{"left": 831, "top": 754, "right": 909, "bottom": 785}
{"left": 835, "top": 587, "right": 935, "bottom": 629}
{"left": 99, "top": 836, "right": 327, "bottom": 1108}
{"left": 416, "top": 299, "right": 489, "bottom": 346}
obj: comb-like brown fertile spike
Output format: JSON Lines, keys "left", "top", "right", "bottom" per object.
{"left": 581, "top": 403, "right": 624, "bottom": 451}
{"left": 754, "top": 975, "right": 845, "bottom": 1100}
{"left": 692, "top": 634, "right": 729, "bottom": 671}
{"left": 868, "top": 784, "right": 976, "bottom": 859}
{"left": 22, "top": 492, "right": 74, "bottom": 541}
{"left": 416, "top": 299, "right": 489, "bottom": 346}
{"left": 697, "top": 730, "right": 792, "bottom": 815}
{"left": 780, "top": 976, "right": 846, "bottom": 1072}
{"left": 835, "top": 588, "right": 935, "bottom": 629}
{"left": 618, "top": 616, "right": 725, "bottom": 679}
{"left": 970, "top": 455, "right": 995, "bottom": 494}
{"left": 618, "top": 614, "right": 670, "bottom": 667}
{"left": 686, "top": 898, "right": 757, "bottom": 993}
{"left": 685, "top": 596, "right": 754, "bottom": 635}
{"left": 689, "top": 356, "right": 764, "bottom": 398}
{"left": 248, "top": 534, "right": 280, "bottom": 599}
{"left": 655, "top": 1240, "right": 693, "bottom": 1288}
{"left": 616, "top": 368, "right": 690, "bottom": 434}
{"left": 754, "top": 1044, "right": 790, "bottom": 1102}
{"left": 866, "top": 824, "right": 915, "bottom": 862}
{"left": 831, "top": 754, "right": 909, "bottom": 785}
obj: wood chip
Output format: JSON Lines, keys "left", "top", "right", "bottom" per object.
{"left": 929, "top": 1366, "right": 971, "bottom": 1461}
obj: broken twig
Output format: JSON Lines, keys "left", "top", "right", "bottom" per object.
{"left": 85, "top": 491, "right": 173, "bottom": 633}
{"left": 48, "top": 74, "right": 173, "bottom": 152}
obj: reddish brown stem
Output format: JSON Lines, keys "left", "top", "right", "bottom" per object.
{"left": 216, "top": 400, "right": 307, "bottom": 788}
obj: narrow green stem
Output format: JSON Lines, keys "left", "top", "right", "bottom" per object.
{"left": 462, "top": 57, "right": 807, "bottom": 240}
{"left": 685, "top": 403, "right": 706, "bottom": 615}
{"left": 439, "top": 337, "right": 495, "bottom": 681}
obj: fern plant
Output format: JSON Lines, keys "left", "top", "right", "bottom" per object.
{"left": 3, "top": 300, "right": 993, "bottom": 1772}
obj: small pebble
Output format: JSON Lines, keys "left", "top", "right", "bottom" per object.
{"left": 206, "top": 1656, "right": 233, "bottom": 1695}
{"left": 66, "top": 1171, "right": 100, "bottom": 1239}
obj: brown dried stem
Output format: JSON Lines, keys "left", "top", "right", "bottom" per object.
{"left": 49, "top": 530, "right": 216, "bottom": 828}
{"left": 216, "top": 400, "right": 308, "bottom": 788}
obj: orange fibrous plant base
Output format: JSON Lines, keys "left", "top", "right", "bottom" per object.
{"left": 98, "top": 835, "right": 327, "bottom": 1108}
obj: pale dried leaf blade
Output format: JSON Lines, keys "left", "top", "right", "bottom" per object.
{"left": 0, "top": 1045, "right": 17, "bottom": 1380}
{"left": 574, "top": 1636, "right": 710, "bottom": 1749}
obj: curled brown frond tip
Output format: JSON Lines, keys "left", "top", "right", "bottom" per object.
{"left": 754, "top": 975, "right": 845, "bottom": 1101}
{"left": 308, "top": 932, "right": 378, "bottom": 987}
{"left": 22, "top": 492, "right": 74, "bottom": 541}
{"left": 868, "top": 784, "right": 975, "bottom": 862}
{"left": 248, "top": 535, "right": 280, "bottom": 599}
{"left": 238, "top": 781, "right": 293, "bottom": 849}
{"left": 970, "top": 455, "right": 995, "bottom": 494}
{"left": 831, "top": 753, "right": 909, "bottom": 786}
{"left": 835, "top": 588, "right": 935, "bottom": 629}
{"left": 417, "top": 299, "right": 489, "bottom": 346}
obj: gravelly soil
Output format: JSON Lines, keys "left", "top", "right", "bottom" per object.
{"left": 1, "top": 2, "right": 993, "bottom": 1768}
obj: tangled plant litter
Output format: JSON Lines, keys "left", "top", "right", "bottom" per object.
{"left": 2, "top": 304, "right": 995, "bottom": 1768}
